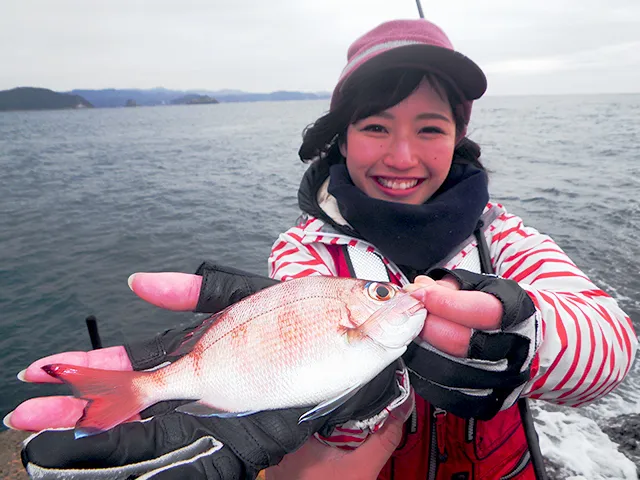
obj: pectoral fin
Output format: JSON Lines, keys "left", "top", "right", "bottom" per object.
{"left": 168, "top": 311, "right": 225, "bottom": 358}
{"left": 176, "top": 401, "right": 257, "bottom": 418}
{"left": 298, "top": 383, "right": 364, "bottom": 424}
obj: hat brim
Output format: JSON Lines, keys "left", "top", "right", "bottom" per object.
{"left": 339, "top": 44, "right": 487, "bottom": 102}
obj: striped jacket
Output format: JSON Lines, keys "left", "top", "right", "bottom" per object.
{"left": 268, "top": 201, "right": 636, "bottom": 408}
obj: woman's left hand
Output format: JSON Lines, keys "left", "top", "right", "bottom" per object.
{"left": 406, "top": 274, "right": 504, "bottom": 358}
{"left": 403, "top": 269, "right": 539, "bottom": 419}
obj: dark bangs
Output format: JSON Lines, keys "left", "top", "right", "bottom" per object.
{"left": 346, "top": 69, "right": 434, "bottom": 123}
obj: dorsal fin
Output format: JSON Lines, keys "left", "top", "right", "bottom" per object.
{"left": 167, "top": 311, "right": 226, "bottom": 358}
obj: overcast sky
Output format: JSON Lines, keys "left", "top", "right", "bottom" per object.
{"left": 1, "top": 0, "right": 639, "bottom": 96}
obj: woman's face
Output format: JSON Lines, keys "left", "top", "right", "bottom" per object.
{"left": 340, "top": 79, "right": 456, "bottom": 205}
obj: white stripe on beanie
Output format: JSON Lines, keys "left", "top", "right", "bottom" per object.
{"left": 338, "top": 40, "right": 426, "bottom": 84}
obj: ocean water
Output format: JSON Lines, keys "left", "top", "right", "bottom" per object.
{"left": 1, "top": 95, "right": 639, "bottom": 478}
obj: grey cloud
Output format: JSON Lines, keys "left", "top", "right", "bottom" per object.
{"left": 0, "top": 0, "right": 638, "bottom": 94}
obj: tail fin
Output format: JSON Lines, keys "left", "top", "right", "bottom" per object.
{"left": 42, "top": 364, "right": 148, "bottom": 438}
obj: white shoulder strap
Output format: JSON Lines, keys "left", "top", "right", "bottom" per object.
{"left": 346, "top": 245, "right": 391, "bottom": 281}
{"left": 346, "top": 239, "right": 484, "bottom": 280}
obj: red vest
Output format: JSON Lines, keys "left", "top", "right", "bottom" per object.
{"left": 379, "top": 394, "right": 534, "bottom": 480}
{"left": 328, "top": 245, "right": 535, "bottom": 480}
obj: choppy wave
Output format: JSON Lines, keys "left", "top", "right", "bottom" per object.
{"left": 1, "top": 95, "right": 639, "bottom": 478}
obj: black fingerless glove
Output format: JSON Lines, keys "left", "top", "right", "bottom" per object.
{"left": 193, "top": 262, "right": 280, "bottom": 315}
{"left": 403, "top": 268, "right": 540, "bottom": 420}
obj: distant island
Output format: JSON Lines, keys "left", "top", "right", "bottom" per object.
{"left": 170, "top": 94, "right": 219, "bottom": 105}
{"left": 0, "top": 87, "right": 93, "bottom": 111}
{"left": 69, "top": 88, "right": 330, "bottom": 108}
{"left": 0, "top": 86, "right": 331, "bottom": 112}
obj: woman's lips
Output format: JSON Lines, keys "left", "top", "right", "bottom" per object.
{"left": 373, "top": 176, "right": 425, "bottom": 196}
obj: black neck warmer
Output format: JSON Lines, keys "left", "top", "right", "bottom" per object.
{"left": 314, "top": 160, "right": 488, "bottom": 275}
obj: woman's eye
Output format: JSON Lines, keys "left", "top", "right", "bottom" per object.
{"left": 362, "top": 124, "right": 387, "bottom": 133}
{"left": 419, "top": 126, "right": 444, "bottom": 134}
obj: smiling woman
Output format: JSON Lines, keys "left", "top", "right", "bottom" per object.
{"left": 298, "top": 67, "right": 485, "bottom": 208}
{"left": 265, "top": 17, "right": 636, "bottom": 480}
{"left": 339, "top": 77, "right": 457, "bottom": 205}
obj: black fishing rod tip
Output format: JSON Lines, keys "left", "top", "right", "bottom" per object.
{"left": 85, "top": 315, "right": 103, "bottom": 350}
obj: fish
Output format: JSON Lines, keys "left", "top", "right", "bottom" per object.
{"left": 42, "top": 276, "right": 427, "bottom": 438}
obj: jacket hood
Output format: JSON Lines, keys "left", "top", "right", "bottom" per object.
{"left": 297, "top": 158, "right": 360, "bottom": 237}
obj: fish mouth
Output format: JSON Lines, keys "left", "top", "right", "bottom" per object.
{"left": 405, "top": 302, "right": 424, "bottom": 316}
{"left": 356, "top": 292, "right": 426, "bottom": 350}
{"left": 374, "top": 291, "right": 425, "bottom": 321}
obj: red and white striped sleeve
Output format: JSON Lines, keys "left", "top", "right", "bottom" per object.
{"left": 268, "top": 222, "right": 338, "bottom": 281}
{"left": 489, "top": 209, "right": 637, "bottom": 406}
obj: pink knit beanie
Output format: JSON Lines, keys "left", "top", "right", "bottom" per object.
{"left": 331, "top": 19, "right": 487, "bottom": 139}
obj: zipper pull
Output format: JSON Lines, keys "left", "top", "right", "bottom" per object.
{"left": 408, "top": 404, "right": 418, "bottom": 434}
{"left": 434, "top": 408, "right": 448, "bottom": 461}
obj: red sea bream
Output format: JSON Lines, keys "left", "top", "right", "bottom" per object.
{"left": 43, "top": 276, "right": 427, "bottom": 437}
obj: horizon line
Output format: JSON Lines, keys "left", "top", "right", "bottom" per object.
{"left": 2, "top": 85, "right": 639, "bottom": 99}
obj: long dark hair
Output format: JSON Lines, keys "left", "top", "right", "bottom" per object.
{"left": 298, "top": 68, "right": 483, "bottom": 171}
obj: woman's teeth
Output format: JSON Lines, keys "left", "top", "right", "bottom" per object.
{"left": 377, "top": 178, "right": 419, "bottom": 190}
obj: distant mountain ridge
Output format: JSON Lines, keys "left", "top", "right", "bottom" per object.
{"left": 67, "top": 88, "right": 330, "bottom": 108}
{"left": 0, "top": 87, "right": 93, "bottom": 111}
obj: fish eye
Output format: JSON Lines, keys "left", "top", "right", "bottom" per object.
{"left": 367, "top": 282, "right": 396, "bottom": 301}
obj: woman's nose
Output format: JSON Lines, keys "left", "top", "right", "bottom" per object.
{"left": 383, "top": 137, "right": 418, "bottom": 170}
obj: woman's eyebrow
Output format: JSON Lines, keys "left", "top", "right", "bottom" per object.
{"left": 369, "top": 111, "right": 452, "bottom": 123}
